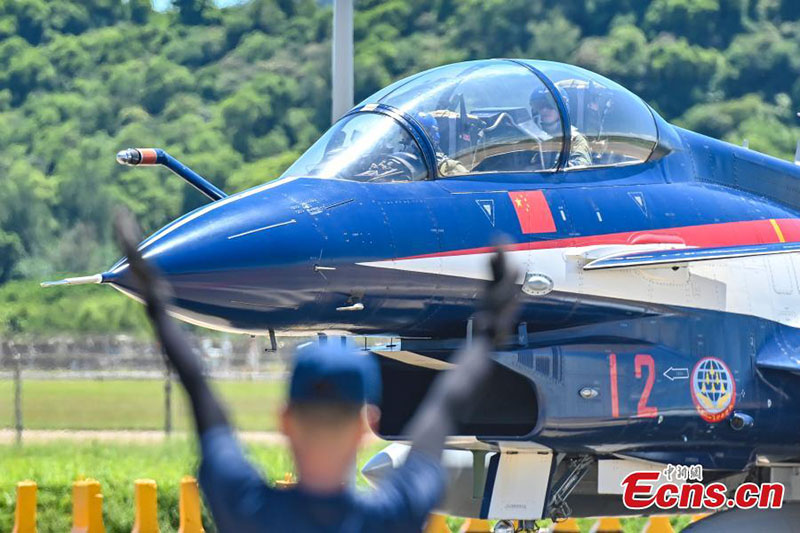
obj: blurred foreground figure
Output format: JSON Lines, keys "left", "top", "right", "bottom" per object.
{"left": 114, "top": 210, "right": 518, "bottom": 533}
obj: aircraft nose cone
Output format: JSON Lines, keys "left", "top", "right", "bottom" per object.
{"left": 361, "top": 443, "right": 413, "bottom": 485}
{"left": 104, "top": 187, "right": 326, "bottom": 331}
{"left": 361, "top": 451, "right": 394, "bottom": 484}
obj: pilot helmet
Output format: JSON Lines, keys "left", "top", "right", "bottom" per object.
{"left": 529, "top": 86, "right": 568, "bottom": 120}
{"left": 414, "top": 112, "right": 441, "bottom": 146}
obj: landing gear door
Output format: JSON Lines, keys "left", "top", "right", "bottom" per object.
{"left": 482, "top": 448, "right": 554, "bottom": 520}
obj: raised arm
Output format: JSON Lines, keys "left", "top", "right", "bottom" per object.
{"left": 364, "top": 249, "right": 519, "bottom": 529}
{"left": 113, "top": 211, "right": 230, "bottom": 435}
{"left": 405, "top": 247, "right": 519, "bottom": 458}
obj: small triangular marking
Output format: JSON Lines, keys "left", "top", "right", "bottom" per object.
{"left": 629, "top": 192, "right": 648, "bottom": 216}
{"left": 476, "top": 199, "right": 495, "bottom": 226}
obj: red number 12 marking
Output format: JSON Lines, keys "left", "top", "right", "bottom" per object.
{"left": 608, "top": 353, "right": 658, "bottom": 418}
{"left": 634, "top": 354, "right": 658, "bottom": 418}
{"left": 609, "top": 353, "right": 620, "bottom": 418}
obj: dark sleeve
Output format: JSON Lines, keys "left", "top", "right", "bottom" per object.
{"left": 395, "top": 250, "right": 518, "bottom": 484}
{"left": 116, "top": 214, "right": 274, "bottom": 532}
{"left": 146, "top": 299, "right": 230, "bottom": 434}
{"left": 361, "top": 449, "right": 447, "bottom": 530}
{"left": 404, "top": 337, "right": 493, "bottom": 459}
{"left": 114, "top": 212, "right": 230, "bottom": 435}
{"left": 361, "top": 339, "right": 495, "bottom": 527}
{"left": 198, "top": 426, "right": 275, "bottom": 532}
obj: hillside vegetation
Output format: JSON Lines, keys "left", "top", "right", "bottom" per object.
{"left": 2, "top": 0, "right": 800, "bottom": 333}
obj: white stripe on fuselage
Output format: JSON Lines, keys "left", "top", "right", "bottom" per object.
{"left": 138, "top": 177, "right": 298, "bottom": 252}
{"left": 358, "top": 246, "right": 800, "bottom": 328}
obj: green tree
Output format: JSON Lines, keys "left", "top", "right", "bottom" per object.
{"left": 646, "top": 36, "right": 723, "bottom": 116}
{"left": 174, "top": 0, "right": 218, "bottom": 25}
{"left": 722, "top": 24, "right": 800, "bottom": 102}
{"left": 643, "top": 0, "right": 745, "bottom": 47}
{"left": 0, "top": 230, "right": 22, "bottom": 283}
{"left": 2, "top": 0, "right": 800, "bottom": 332}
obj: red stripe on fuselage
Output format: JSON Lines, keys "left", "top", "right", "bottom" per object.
{"left": 399, "top": 218, "right": 800, "bottom": 260}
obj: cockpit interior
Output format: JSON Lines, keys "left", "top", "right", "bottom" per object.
{"left": 282, "top": 59, "right": 660, "bottom": 182}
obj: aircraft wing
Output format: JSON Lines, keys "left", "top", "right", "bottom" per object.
{"left": 583, "top": 241, "right": 800, "bottom": 270}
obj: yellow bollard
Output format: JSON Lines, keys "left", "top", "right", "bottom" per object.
{"left": 72, "top": 479, "right": 105, "bottom": 533}
{"left": 424, "top": 514, "right": 451, "bottom": 533}
{"left": 591, "top": 517, "right": 623, "bottom": 533}
{"left": 12, "top": 481, "right": 37, "bottom": 533}
{"left": 552, "top": 518, "right": 581, "bottom": 532}
{"left": 178, "top": 476, "right": 205, "bottom": 533}
{"left": 460, "top": 518, "right": 492, "bottom": 532}
{"left": 132, "top": 479, "right": 159, "bottom": 533}
{"left": 643, "top": 516, "right": 674, "bottom": 533}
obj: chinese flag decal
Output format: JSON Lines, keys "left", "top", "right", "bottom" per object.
{"left": 508, "top": 190, "right": 556, "bottom": 234}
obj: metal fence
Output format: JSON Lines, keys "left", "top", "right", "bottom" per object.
{"left": 0, "top": 333, "right": 389, "bottom": 443}
{"left": 0, "top": 334, "right": 298, "bottom": 373}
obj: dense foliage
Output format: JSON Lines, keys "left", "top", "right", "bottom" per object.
{"left": 2, "top": 0, "right": 800, "bottom": 332}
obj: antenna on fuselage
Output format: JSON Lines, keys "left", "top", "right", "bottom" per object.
{"left": 742, "top": 139, "right": 749, "bottom": 149}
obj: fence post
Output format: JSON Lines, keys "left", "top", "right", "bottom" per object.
{"left": 164, "top": 365, "right": 172, "bottom": 436}
{"left": 72, "top": 478, "right": 105, "bottom": 533}
{"left": 13, "top": 343, "right": 22, "bottom": 446}
{"left": 132, "top": 479, "right": 159, "bottom": 533}
{"left": 178, "top": 476, "right": 205, "bottom": 533}
{"left": 12, "top": 480, "right": 36, "bottom": 533}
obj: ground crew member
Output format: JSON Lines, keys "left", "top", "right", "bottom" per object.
{"left": 114, "top": 210, "right": 519, "bottom": 533}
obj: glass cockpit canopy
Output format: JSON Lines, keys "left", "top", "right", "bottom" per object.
{"left": 281, "top": 60, "right": 659, "bottom": 182}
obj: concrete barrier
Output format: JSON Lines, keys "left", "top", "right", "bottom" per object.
{"left": 591, "top": 517, "right": 623, "bottom": 532}
{"left": 424, "top": 514, "right": 451, "bottom": 533}
{"left": 12, "top": 481, "right": 36, "bottom": 533}
{"left": 71, "top": 479, "right": 105, "bottom": 533}
{"left": 643, "top": 516, "right": 674, "bottom": 533}
{"left": 178, "top": 476, "right": 205, "bottom": 533}
{"left": 7, "top": 477, "right": 711, "bottom": 533}
{"left": 132, "top": 479, "right": 159, "bottom": 533}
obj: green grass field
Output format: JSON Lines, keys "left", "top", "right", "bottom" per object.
{"left": 0, "top": 440, "right": 691, "bottom": 533}
{"left": 0, "top": 439, "right": 384, "bottom": 532}
{"left": 0, "top": 379, "right": 693, "bottom": 532}
{"left": 0, "top": 378, "right": 284, "bottom": 431}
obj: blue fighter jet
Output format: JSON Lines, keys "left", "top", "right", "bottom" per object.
{"left": 45, "top": 59, "right": 800, "bottom": 527}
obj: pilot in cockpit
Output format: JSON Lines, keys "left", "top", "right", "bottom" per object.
{"left": 415, "top": 112, "right": 469, "bottom": 175}
{"left": 522, "top": 86, "right": 591, "bottom": 169}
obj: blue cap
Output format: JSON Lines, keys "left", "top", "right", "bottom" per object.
{"left": 289, "top": 343, "right": 381, "bottom": 406}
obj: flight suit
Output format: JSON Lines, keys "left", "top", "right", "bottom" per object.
{"left": 199, "top": 426, "right": 445, "bottom": 533}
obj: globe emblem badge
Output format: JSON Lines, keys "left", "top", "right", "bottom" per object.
{"left": 691, "top": 357, "right": 736, "bottom": 423}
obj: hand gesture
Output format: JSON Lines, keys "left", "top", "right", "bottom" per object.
{"left": 112, "top": 208, "right": 172, "bottom": 316}
{"left": 473, "top": 245, "right": 520, "bottom": 346}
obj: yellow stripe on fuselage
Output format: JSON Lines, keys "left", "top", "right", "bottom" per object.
{"left": 770, "top": 218, "right": 786, "bottom": 243}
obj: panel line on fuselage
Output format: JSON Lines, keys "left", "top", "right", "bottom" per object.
{"left": 358, "top": 218, "right": 800, "bottom": 328}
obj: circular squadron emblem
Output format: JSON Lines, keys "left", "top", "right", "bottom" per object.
{"left": 691, "top": 357, "right": 736, "bottom": 423}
